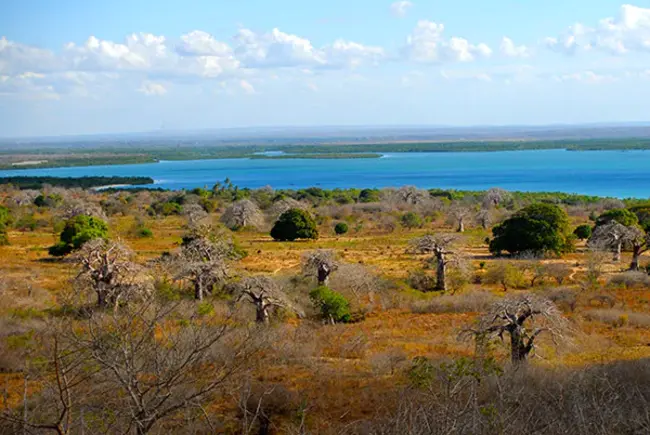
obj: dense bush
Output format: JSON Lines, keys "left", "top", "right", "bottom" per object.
{"left": 309, "top": 286, "right": 351, "bottom": 323}
{"left": 573, "top": 224, "right": 593, "bottom": 240}
{"left": 49, "top": 215, "right": 109, "bottom": 256}
{"left": 401, "top": 212, "right": 423, "bottom": 229}
{"left": 0, "top": 205, "right": 10, "bottom": 245}
{"left": 271, "top": 209, "right": 319, "bottom": 241}
{"left": 334, "top": 222, "right": 349, "bottom": 235}
{"left": 597, "top": 208, "right": 639, "bottom": 227}
{"left": 407, "top": 270, "right": 438, "bottom": 292}
{"left": 490, "top": 203, "right": 572, "bottom": 255}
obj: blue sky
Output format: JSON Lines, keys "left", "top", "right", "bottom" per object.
{"left": 2, "top": 1, "right": 650, "bottom": 137}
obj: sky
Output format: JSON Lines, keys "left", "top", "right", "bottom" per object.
{"left": 2, "top": 1, "right": 650, "bottom": 137}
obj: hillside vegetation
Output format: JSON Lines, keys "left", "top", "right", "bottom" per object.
{"left": 0, "top": 181, "right": 649, "bottom": 434}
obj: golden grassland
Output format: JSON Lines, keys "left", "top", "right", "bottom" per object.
{"left": 2, "top": 214, "right": 650, "bottom": 430}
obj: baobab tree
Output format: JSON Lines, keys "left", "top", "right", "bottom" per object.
{"left": 233, "top": 276, "right": 303, "bottom": 324}
{"left": 172, "top": 226, "right": 240, "bottom": 300}
{"left": 448, "top": 204, "right": 472, "bottom": 233}
{"left": 475, "top": 208, "right": 493, "bottom": 230}
{"left": 482, "top": 187, "right": 511, "bottom": 209}
{"left": 588, "top": 221, "right": 643, "bottom": 264}
{"left": 302, "top": 250, "right": 339, "bottom": 286}
{"left": 409, "top": 234, "right": 458, "bottom": 292}
{"left": 221, "top": 199, "right": 264, "bottom": 230}
{"left": 74, "top": 239, "right": 152, "bottom": 310}
{"left": 464, "top": 295, "right": 571, "bottom": 364}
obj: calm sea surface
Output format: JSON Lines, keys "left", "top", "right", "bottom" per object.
{"left": 1, "top": 150, "right": 650, "bottom": 198}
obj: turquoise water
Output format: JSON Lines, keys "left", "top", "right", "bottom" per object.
{"left": 1, "top": 150, "right": 649, "bottom": 198}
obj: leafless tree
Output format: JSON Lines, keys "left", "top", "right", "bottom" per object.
{"left": 73, "top": 239, "right": 153, "bottom": 310}
{"left": 60, "top": 198, "right": 108, "bottom": 221}
{"left": 221, "top": 199, "right": 264, "bottom": 230}
{"left": 544, "top": 263, "right": 573, "bottom": 285}
{"left": 182, "top": 203, "right": 209, "bottom": 226}
{"left": 588, "top": 221, "right": 644, "bottom": 264}
{"left": 464, "top": 295, "right": 571, "bottom": 364}
{"left": 474, "top": 208, "right": 493, "bottom": 230}
{"left": 447, "top": 204, "right": 472, "bottom": 233}
{"left": 388, "top": 186, "right": 430, "bottom": 206}
{"left": 482, "top": 187, "right": 511, "bottom": 209}
{"left": 409, "top": 234, "right": 458, "bottom": 292}
{"left": 233, "top": 276, "right": 303, "bottom": 324}
{"left": 302, "top": 250, "right": 339, "bottom": 286}
{"left": 267, "top": 198, "right": 308, "bottom": 221}
{"left": 168, "top": 225, "right": 238, "bottom": 300}
{"left": 330, "top": 263, "right": 382, "bottom": 309}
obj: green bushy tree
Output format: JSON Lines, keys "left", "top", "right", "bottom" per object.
{"left": 573, "top": 224, "right": 593, "bottom": 240}
{"left": 334, "top": 222, "right": 349, "bottom": 235}
{"left": 309, "top": 286, "right": 351, "bottom": 323}
{"left": 0, "top": 205, "right": 10, "bottom": 245}
{"left": 49, "top": 215, "right": 109, "bottom": 256}
{"left": 489, "top": 203, "right": 571, "bottom": 256}
{"left": 401, "top": 212, "right": 423, "bottom": 229}
{"left": 271, "top": 209, "right": 319, "bottom": 241}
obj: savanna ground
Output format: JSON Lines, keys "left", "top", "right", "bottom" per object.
{"left": 1, "top": 185, "right": 650, "bottom": 433}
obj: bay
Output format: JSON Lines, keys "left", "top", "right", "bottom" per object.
{"left": 1, "top": 150, "right": 649, "bottom": 198}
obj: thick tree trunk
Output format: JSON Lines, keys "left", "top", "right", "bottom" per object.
{"left": 614, "top": 241, "right": 622, "bottom": 262}
{"left": 317, "top": 264, "right": 331, "bottom": 286}
{"left": 435, "top": 253, "right": 447, "bottom": 291}
{"left": 255, "top": 304, "right": 270, "bottom": 324}
{"left": 630, "top": 246, "right": 642, "bottom": 271}
{"left": 457, "top": 219, "right": 465, "bottom": 233}
{"left": 510, "top": 328, "right": 527, "bottom": 363}
{"left": 194, "top": 281, "right": 204, "bottom": 301}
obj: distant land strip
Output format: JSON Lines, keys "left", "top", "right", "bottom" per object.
{"left": 3, "top": 137, "right": 650, "bottom": 169}
{"left": 0, "top": 176, "right": 154, "bottom": 189}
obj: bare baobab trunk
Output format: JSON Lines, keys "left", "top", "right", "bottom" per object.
{"left": 435, "top": 251, "right": 447, "bottom": 292}
{"left": 630, "top": 246, "right": 642, "bottom": 271}
{"left": 317, "top": 264, "right": 331, "bottom": 286}
{"left": 457, "top": 218, "right": 465, "bottom": 233}
{"left": 255, "top": 302, "right": 271, "bottom": 325}
{"left": 194, "top": 281, "right": 204, "bottom": 301}
{"left": 614, "top": 241, "right": 622, "bottom": 262}
{"left": 509, "top": 327, "right": 528, "bottom": 363}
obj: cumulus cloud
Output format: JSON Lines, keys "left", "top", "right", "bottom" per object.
{"left": 500, "top": 37, "right": 530, "bottom": 58}
{"left": 391, "top": 1, "right": 413, "bottom": 18}
{"left": 404, "top": 21, "right": 492, "bottom": 63}
{"left": 138, "top": 81, "right": 167, "bottom": 95}
{"left": 546, "top": 5, "right": 650, "bottom": 55}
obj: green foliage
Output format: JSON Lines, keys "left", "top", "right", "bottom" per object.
{"left": 407, "top": 356, "right": 437, "bottom": 388}
{"left": 0, "top": 205, "right": 11, "bottom": 245}
{"left": 597, "top": 209, "right": 639, "bottom": 227}
{"left": 197, "top": 302, "right": 214, "bottom": 316}
{"left": 334, "top": 222, "right": 349, "bottom": 235}
{"left": 629, "top": 206, "right": 650, "bottom": 232}
{"left": 271, "top": 209, "right": 319, "bottom": 241}
{"left": 408, "top": 356, "right": 503, "bottom": 390}
{"left": 309, "top": 286, "right": 351, "bottom": 323}
{"left": 359, "top": 188, "right": 381, "bottom": 203}
{"left": 149, "top": 200, "right": 183, "bottom": 216}
{"left": 401, "top": 212, "right": 423, "bottom": 229}
{"left": 49, "top": 215, "right": 109, "bottom": 256}
{"left": 489, "top": 203, "right": 571, "bottom": 256}
{"left": 573, "top": 224, "right": 593, "bottom": 240}
{"left": 134, "top": 226, "right": 153, "bottom": 238}
{"left": 0, "top": 176, "right": 152, "bottom": 190}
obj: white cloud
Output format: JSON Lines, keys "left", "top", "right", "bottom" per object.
{"left": 138, "top": 81, "right": 167, "bottom": 95}
{"left": 404, "top": 21, "right": 492, "bottom": 63}
{"left": 234, "top": 28, "right": 326, "bottom": 68}
{"left": 177, "top": 31, "right": 232, "bottom": 57}
{"left": 239, "top": 79, "right": 255, "bottom": 94}
{"left": 500, "top": 37, "right": 530, "bottom": 58}
{"left": 553, "top": 71, "right": 617, "bottom": 84}
{"left": 547, "top": 5, "right": 650, "bottom": 55}
{"left": 441, "top": 70, "right": 492, "bottom": 82}
{"left": 323, "top": 39, "right": 385, "bottom": 68}
{"left": 390, "top": 1, "right": 413, "bottom": 18}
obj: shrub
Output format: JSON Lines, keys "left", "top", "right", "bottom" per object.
{"left": 0, "top": 205, "right": 10, "bottom": 245}
{"left": 135, "top": 226, "right": 153, "bottom": 238}
{"left": 49, "top": 215, "right": 109, "bottom": 256}
{"left": 271, "top": 209, "right": 319, "bottom": 241}
{"left": 489, "top": 203, "right": 572, "bottom": 256}
{"left": 309, "top": 286, "right": 351, "bottom": 323}
{"left": 408, "top": 270, "right": 438, "bottom": 292}
{"left": 608, "top": 271, "right": 650, "bottom": 289}
{"left": 542, "top": 287, "right": 578, "bottom": 312}
{"left": 401, "top": 212, "right": 423, "bottom": 229}
{"left": 484, "top": 262, "right": 526, "bottom": 291}
{"left": 596, "top": 208, "right": 639, "bottom": 227}
{"left": 334, "top": 222, "right": 349, "bottom": 235}
{"left": 573, "top": 224, "right": 593, "bottom": 240}
{"left": 410, "top": 291, "right": 495, "bottom": 314}
{"left": 584, "top": 309, "right": 650, "bottom": 327}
